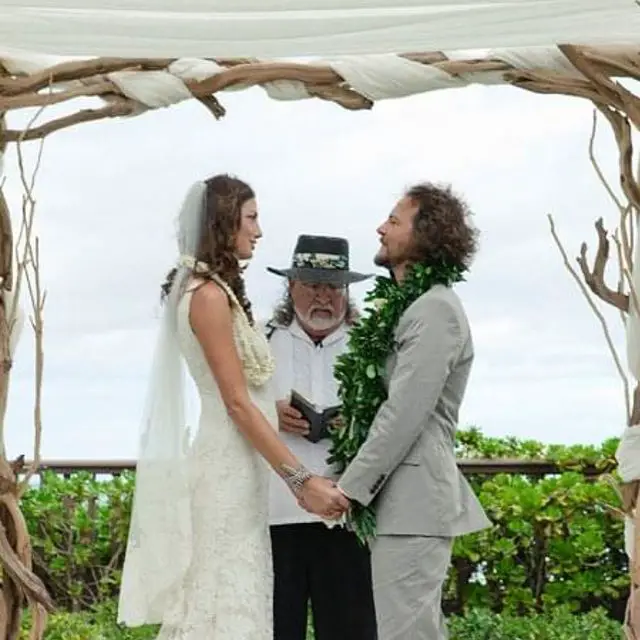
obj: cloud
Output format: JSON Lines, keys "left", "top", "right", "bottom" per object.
{"left": 0, "top": 84, "right": 632, "bottom": 459}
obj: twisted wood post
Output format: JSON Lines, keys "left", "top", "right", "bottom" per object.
{"left": 0, "top": 110, "right": 18, "bottom": 640}
{"left": 0, "top": 113, "right": 52, "bottom": 639}
{"left": 531, "top": 46, "right": 640, "bottom": 639}
{"left": 0, "top": 113, "right": 11, "bottom": 452}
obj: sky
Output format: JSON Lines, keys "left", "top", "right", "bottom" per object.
{"left": 0, "top": 81, "right": 633, "bottom": 460}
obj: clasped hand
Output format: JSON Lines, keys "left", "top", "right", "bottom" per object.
{"left": 297, "top": 476, "right": 350, "bottom": 520}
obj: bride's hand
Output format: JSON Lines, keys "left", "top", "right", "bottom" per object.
{"left": 297, "top": 476, "right": 350, "bottom": 519}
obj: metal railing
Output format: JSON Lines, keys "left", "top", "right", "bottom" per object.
{"left": 23, "top": 458, "right": 608, "bottom": 479}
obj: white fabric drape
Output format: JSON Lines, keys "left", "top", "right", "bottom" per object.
{"left": 0, "top": 43, "right": 599, "bottom": 114}
{"left": 118, "top": 182, "right": 207, "bottom": 625}
{"left": 1, "top": 0, "right": 640, "bottom": 58}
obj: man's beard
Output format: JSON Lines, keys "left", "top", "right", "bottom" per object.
{"left": 374, "top": 245, "right": 396, "bottom": 269}
{"left": 374, "top": 251, "right": 390, "bottom": 268}
{"left": 375, "top": 244, "right": 411, "bottom": 270}
{"left": 296, "top": 305, "right": 346, "bottom": 332}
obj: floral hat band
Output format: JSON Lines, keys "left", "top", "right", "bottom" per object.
{"left": 266, "top": 235, "right": 373, "bottom": 285}
{"left": 292, "top": 252, "right": 348, "bottom": 271}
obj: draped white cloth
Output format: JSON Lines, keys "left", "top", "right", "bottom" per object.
{"left": 0, "top": 42, "right": 601, "bottom": 116}
{"left": 1, "top": 0, "right": 640, "bottom": 58}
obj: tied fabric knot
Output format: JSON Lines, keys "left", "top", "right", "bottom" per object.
{"left": 179, "top": 255, "right": 211, "bottom": 275}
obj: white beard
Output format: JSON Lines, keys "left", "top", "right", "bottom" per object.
{"left": 295, "top": 306, "right": 346, "bottom": 333}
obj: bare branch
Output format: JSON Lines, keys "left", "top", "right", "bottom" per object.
{"left": 592, "top": 107, "right": 640, "bottom": 321}
{"left": 196, "top": 95, "right": 226, "bottom": 120}
{"left": 0, "top": 80, "right": 114, "bottom": 111}
{"left": 8, "top": 103, "right": 46, "bottom": 335}
{"left": 598, "top": 107, "right": 640, "bottom": 232}
{"left": 18, "top": 239, "right": 44, "bottom": 495}
{"left": 612, "top": 230, "right": 628, "bottom": 326}
{"left": 13, "top": 132, "right": 46, "bottom": 494}
{"left": 0, "top": 99, "right": 52, "bottom": 637}
{"left": 4, "top": 102, "right": 134, "bottom": 142}
{"left": 577, "top": 217, "right": 630, "bottom": 312}
{"left": 0, "top": 495, "right": 53, "bottom": 612}
{"left": 588, "top": 110, "right": 626, "bottom": 213}
{"left": 548, "top": 213, "right": 631, "bottom": 421}
{"left": 585, "top": 109, "right": 640, "bottom": 325}
{"left": 560, "top": 45, "right": 627, "bottom": 113}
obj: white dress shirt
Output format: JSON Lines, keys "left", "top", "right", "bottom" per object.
{"left": 267, "top": 318, "right": 348, "bottom": 526}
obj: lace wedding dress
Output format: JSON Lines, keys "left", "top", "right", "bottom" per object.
{"left": 156, "top": 275, "right": 278, "bottom": 639}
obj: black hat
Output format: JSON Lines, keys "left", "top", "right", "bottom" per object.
{"left": 267, "top": 235, "right": 372, "bottom": 285}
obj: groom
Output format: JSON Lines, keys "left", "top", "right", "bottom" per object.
{"left": 332, "top": 183, "right": 491, "bottom": 639}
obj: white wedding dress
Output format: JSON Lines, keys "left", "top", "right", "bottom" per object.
{"left": 156, "top": 276, "right": 278, "bottom": 639}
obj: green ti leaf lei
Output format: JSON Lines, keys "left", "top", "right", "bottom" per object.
{"left": 328, "top": 262, "right": 466, "bottom": 543}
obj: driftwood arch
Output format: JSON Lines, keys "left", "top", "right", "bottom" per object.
{"left": 1, "top": 42, "right": 640, "bottom": 638}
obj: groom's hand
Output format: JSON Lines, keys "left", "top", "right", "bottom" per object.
{"left": 298, "top": 476, "right": 350, "bottom": 519}
{"left": 276, "top": 400, "right": 310, "bottom": 436}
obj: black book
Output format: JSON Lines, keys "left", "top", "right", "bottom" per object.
{"left": 290, "top": 390, "right": 341, "bottom": 443}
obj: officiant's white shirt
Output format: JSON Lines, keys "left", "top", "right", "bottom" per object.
{"left": 267, "top": 318, "right": 347, "bottom": 526}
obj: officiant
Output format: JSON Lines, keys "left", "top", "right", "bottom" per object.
{"left": 265, "top": 235, "right": 377, "bottom": 640}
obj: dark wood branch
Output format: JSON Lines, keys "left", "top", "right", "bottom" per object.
{"left": 577, "top": 217, "right": 630, "bottom": 312}
{"left": 559, "top": 44, "right": 625, "bottom": 111}
{"left": 196, "top": 96, "right": 226, "bottom": 120}
{"left": 0, "top": 113, "right": 12, "bottom": 292}
{"left": 0, "top": 80, "right": 112, "bottom": 111}
{"left": 598, "top": 106, "right": 640, "bottom": 210}
{"left": 3, "top": 101, "right": 134, "bottom": 142}
{"left": 0, "top": 58, "right": 173, "bottom": 96}
{"left": 0, "top": 520, "right": 53, "bottom": 613}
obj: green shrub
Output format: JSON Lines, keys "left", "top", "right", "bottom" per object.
{"left": 19, "top": 602, "right": 622, "bottom": 640}
{"left": 18, "top": 428, "right": 629, "bottom": 619}
{"left": 19, "top": 600, "right": 158, "bottom": 639}
{"left": 448, "top": 429, "right": 626, "bottom": 617}
{"left": 448, "top": 607, "right": 622, "bottom": 639}
{"left": 21, "top": 470, "right": 133, "bottom": 610}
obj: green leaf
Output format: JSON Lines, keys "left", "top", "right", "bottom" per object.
{"left": 328, "top": 262, "right": 466, "bottom": 539}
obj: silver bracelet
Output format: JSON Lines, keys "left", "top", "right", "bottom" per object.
{"left": 280, "top": 463, "right": 313, "bottom": 495}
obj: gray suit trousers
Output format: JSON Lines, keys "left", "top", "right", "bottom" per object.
{"left": 371, "top": 535, "right": 453, "bottom": 640}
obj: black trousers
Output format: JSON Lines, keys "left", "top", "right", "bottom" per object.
{"left": 271, "top": 522, "right": 377, "bottom": 640}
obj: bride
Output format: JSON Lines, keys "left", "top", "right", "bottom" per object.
{"left": 117, "top": 174, "right": 349, "bottom": 639}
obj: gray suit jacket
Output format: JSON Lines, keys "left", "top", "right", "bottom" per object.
{"left": 338, "top": 284, "right": 491, "bottom": 537}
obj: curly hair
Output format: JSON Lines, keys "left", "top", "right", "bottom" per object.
{"left": 161, "top": 174, "right": 256, "bottom": 324}
{"left": 269, "top": 284, "right": 359, "bottom": 327}
{"left": 405, "top": 182, "right": 478, "bottom": 271}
